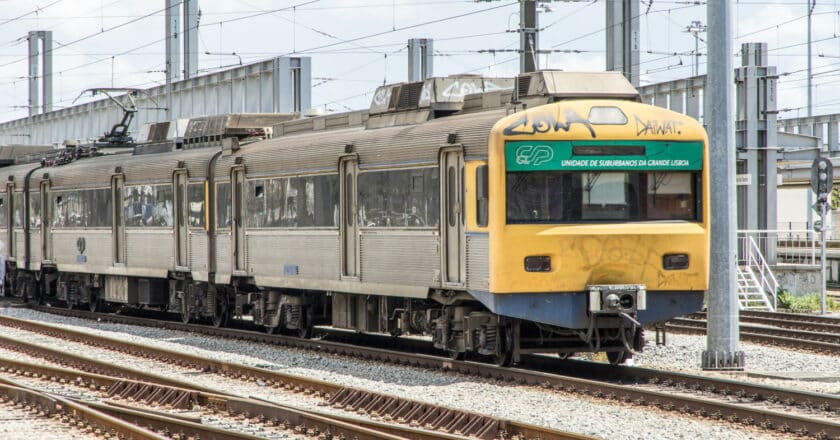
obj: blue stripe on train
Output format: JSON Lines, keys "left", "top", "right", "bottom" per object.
{"left": 468, "top": 290, "right": 704, "bottom": 329}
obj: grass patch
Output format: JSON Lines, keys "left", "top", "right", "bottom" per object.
{"left": 777, "top": 291, "right": 839, "bottom": 312}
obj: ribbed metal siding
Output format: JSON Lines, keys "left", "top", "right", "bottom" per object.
{"left": 48, "top": 148, "right": 217, "bottom": 189}
{"left": 0, "top": 228, "right": 7, "bottom": 258}
{"left": 14, "top": 230, "right": 24, "bottom": 259}
{"left": 360, "top": 232, "right": 439, "bottom": 286}
{"left": 215, "top": 233, "right": 231, "bottom": 274}
{"left": 246, "top": 232, "right": 339, "bottom": 280}
{"left": 189, "top": 233, "right": 207, "bottom": 271}
{"left": 126, "top": 231, "right": 173, "bottom": 269}
{"left": 466, "top": 234, "right": 489, "bottom": 291}
{"left": 217, "top": 109, "right": 500, "bottom": 177}
{"left": 29, "top": 233, "right": 40, "bottom": 263}
{"left": 52, "top": 230, "right": 112, "bottom": 269}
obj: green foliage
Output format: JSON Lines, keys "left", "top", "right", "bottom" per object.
{"left": 831, "top": 184, "right": 840, "bottom": 210}
{"left": 777, "top": 290, "right": 839, "bottom": 312}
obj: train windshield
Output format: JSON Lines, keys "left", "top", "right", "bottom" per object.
{"left": 504, "top": 140, "right": 703, "bottom": 224}
{"left": 506, "top": 171, "right": 700, "bottom": 223}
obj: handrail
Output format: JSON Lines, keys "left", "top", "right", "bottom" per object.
{"left": 746, "top": 235, "right": 778, "bottom": 311}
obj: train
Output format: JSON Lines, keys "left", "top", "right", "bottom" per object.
{"left": 0, "top": 70, "right": 709, "bottom": 365}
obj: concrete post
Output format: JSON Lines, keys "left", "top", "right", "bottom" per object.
{"left": 41, "top": 31, "right": 52, "bottom": 113}
{"left": 605, "top": 0, "right": 640, "bottom": 86}
{"left": 519, "top": 0, "right": 538, "bottom": 74}
{"left": 165, "top": 0, "right": 180, "bottom": 120}
{"left": 183, "top": 0, "right": 199, "bottom": 79}
{"left": 702, "top": 0, "right": 744, "bottom": 370}
{"left": 27, "top": 32, "right": 39, "bottom": 117}
{"left": 408, "top": 38, "right": 434, "bottom": 82}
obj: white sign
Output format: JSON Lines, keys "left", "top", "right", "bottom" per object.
{"left": 736, "top": 173, "right": 752, "bottom": 186}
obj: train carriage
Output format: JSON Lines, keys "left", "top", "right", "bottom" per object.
{"left": 2, "top": 71, "right": 709, "bottom": 365}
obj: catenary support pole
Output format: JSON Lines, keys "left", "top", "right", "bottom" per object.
{"left": 519, "top": 0, "right": 538, "bottom": 73}
{"left": 702, "top": 0, "right": 744, "bottom": 370}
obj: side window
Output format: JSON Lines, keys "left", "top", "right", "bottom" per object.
{"left": 188, "top": 183, "right": 205, "bottom": 229}
{"left": 29, "top": 191, "right": 41, "bottom": 228}
{"left": 123, "top": 185, "right": 173, "bottom": 227}
{"left": 0, "top": 196, "right": 6, "bottom": 228}
{"left": 12, "top": 192, "right": 23, "bottom": 228}
{"left": 50, "top": 188, "right": 111, "bottom": 228}
{"left": 246, "top": 179, "right": 268, "bottom": 228}
{"left": 216, "top": 182, "right": 232, "bottom": 229}
{"left": 357, "top": 168, "right": 439, "bottom": 228}
{"left": 476, "top": 165, "right": 489, "bottom": 227}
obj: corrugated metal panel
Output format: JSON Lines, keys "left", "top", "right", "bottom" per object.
{"left": 29, "top": 233, "right": 40, "bottom": 263}
{"left": 189, "top": 233, "right": 207, "bottom": 271}
{"left": 215, "top": 233, "right": 231, "bottom": 274}
{"left": 466, "top": 234, "right": 489, "bottom": 291}
{"left": 47, "top": 148, "right": 218, "bottom": 189}
{"left": 217, "top": 109, "right": 500, "bottom": 177}
{"left": 0, "top": 57, "right": 311, "bottom": 146}
{"left": 246, "top": 232, "right": 339, "bottom": 280}
{"left": 3, "top": 163, "right": 41, "bottom": 188}
{"left": 52, "top": 230, "right": 112, "bottom": 269}
{"left": 126, "top": 231, "right": 173, "bottom": 269}
{"left": 14, "top": 230, "right": 24, "bottom": 259}
{"left": 360, "top": 232, "right": 439, "bottom": 286}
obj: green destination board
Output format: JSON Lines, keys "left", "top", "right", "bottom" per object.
{"left": 505, "top": 140, "right": 704, "bottom": 172}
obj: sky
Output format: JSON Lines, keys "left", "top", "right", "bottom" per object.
{"left": 0, "top": 0, "right": 837, "bottom": 124}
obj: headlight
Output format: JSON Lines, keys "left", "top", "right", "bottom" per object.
{"left": 524, "top": 256, "right": 551, "bottom": 272}
{"left": 663, "top": 253, "right": 689, "bottom": 270}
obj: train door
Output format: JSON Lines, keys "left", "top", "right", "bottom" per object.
{"left": 40, "top": 180, "right": 50, "bottom": 262}
{"left": 111, "top": 175, "right": 125, "bottom": 264}
{"left": 6, "top": 184, "right": 14, "bottom": 260}
{"left": 339, "top": 157, "right": 358, "bottom": 278}
{"left": 441, "top": 148, "right": 464, "bottom": 285}
{"left": 232, "top": 168, "right": 246, "bottom": 273}
{"left": 174, "top": 171, "right": 188, "bottom": 269}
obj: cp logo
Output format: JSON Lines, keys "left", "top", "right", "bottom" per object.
{"left": 514, "top": 145, "right": 555, "bottom": 166}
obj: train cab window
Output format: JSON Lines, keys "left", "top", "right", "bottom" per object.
{"left": 29, "top": 192, "right": 41, "bottom": 229}
{"left": 345, "top": 174, "right": 353, "bottom": 227}
{"left": 475, "top": 165, "right": 489, "bottom": 227}
{"left": 357, "top": 168, "right": 439, "bottom": 228}
{"left": 187, "top": 183, "right": 205, "bottom": 229}
{"left": 506, "top": 171, "right": 699, "bottom": 223}
{"left": 0, "top": 197, "right": 5, "bottom": 228}
{"left": 447, "top": 166, "right": 457, "bottom": 227}
{"left": 216, "top": 182, "right": 232, "bottom": 229}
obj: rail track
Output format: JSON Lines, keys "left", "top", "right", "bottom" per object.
{"left": 667, "top": 311, "right": 840, "bottom": 355}
{"left": 3, "top": 303, "right": 840, "bottom": 438}
{"left": 0, "top": 309, "right": 587, "bottom": 440}
{"left": 0, "top": 355, "right": 467, "bottom": 440}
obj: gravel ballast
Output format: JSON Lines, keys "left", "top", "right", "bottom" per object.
{"left": 0, "top": 305, "right": 813, "bottom": 440}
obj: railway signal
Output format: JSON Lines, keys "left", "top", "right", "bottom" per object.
{"left": 811, "top": 156, "right": 833, "bottom": 315}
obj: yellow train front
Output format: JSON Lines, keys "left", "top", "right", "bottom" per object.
{"left": 471, "top": 91, "right": 709, "bottom": 364}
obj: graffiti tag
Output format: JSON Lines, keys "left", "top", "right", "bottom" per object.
{"left": 634, "top": 115, "right": 683, "bottom": 136}
{"left": 503, "top": 108, "right": 596, "bottom": 138}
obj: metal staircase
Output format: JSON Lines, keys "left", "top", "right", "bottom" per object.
{"left": 737, "top": 236, "right": 778, "bottom": 311}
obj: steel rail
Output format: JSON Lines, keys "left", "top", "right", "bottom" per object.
{"left": 3, "top": 309, "right": 840, "bottom": 438}
{"left": 0, "top": 356, "right": 478, "bottom": 440}
{"left": 0, "top": 381, "right": 169, "bottom": 440}
{"left": 668, "top": 317, "right": 840, "bottom": 354}
{"left": 689, "top": 311, "right": 840, "bottom": 334}
{"left": 0, "top": 315, "right": 589, "bottom": 440}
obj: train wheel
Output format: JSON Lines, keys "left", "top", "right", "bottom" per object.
{"left": 180, "top": 295, "right": 191, "bottom": 324}
{"left": 297, "top": 308, "right": 313, "bottom": 339}
{"left": 211, "top": 292, "right": 229, "bottom": 328}
{"left": 265, "top": 326, "right": 278, "bottom": 335}
{"left": 557, "top": 352, "right": 576, "bottom": 360}
{"left": 494, "top": 323, "right": 513, "bottom": 367}
{"left": 607, "top": 350, "right": 630, "bottom": 365}
{"left": 88, "top": 290, "right": 99, "bottom": 313}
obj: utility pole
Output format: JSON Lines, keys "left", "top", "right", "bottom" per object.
{"left": 807, "top": 0, "right": 815, "bottom": 117}
{"left": 702, "top": 0, "right": 743, "bottom": 370}
{"left": 685, "top": 21, "right": 706, "bottom": 77}
{"left": 520, "top": 0, "right": 538, "bottom": 73}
